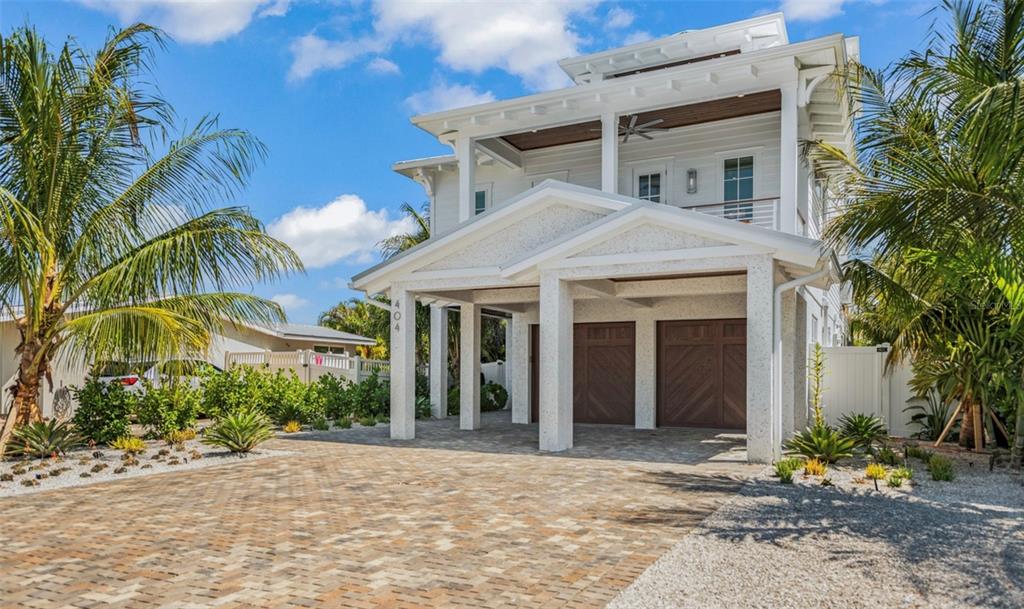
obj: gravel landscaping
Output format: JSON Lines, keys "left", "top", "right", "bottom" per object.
{"left": 0, "top": 438, "right": 287, "bottom": 497}
{"left": 608, "top": 457, "right": 1024, "bottom": 609}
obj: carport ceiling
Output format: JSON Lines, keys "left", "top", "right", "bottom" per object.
{"left": 499, "top": 90, "right": 781, "bottom": 151}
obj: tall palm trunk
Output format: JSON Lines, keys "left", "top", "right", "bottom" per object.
{"left": 0, "top": 328, "right": 49, "bottom": 452}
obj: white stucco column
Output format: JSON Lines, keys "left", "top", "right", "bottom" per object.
{"left": 539, "top": 272, "right": 573, "bottom": 451}
{"left": 780, "top": 290, "right": 798, "bottom": 439}
{"left": 794, "top": 294, "right": 809, "bottom": 430}
{"left": 745, "top": 256, "right": 775, "bottom": 463}
{"left": 429, "top": 304, "right": 448, "bottom": 419}
{"left": 634, "top": 312, "right": 657, "bottom": 429}
{"left": 779, "top": 81, "right": 799, "bottom": 234}
{"left": 510, "top": 313, "right": 530, "bottom": 424}
{"left": 389, "top": 286, "right": 416, "bottom": 440}
{"left": 600, "top": 110, "right": 619, "bottom": 194}
{"left": 456, "top": 134, "right": 476, "bottom": 223}
{"left": 503, "top": 317, "right": 513, "bottom": 404}
{"left": 459, "top": 303, "right": 481, "bottom": 430}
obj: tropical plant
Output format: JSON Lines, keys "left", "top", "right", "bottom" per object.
{"left": 71, "top": 376, "right": 137, "bottom": 445}
{"left": 481, "top": 382, "right": 508, "bottom": 412}
{"left": 804, "top": 458, "right": 827, "bottom": 476}
{"left": 887, "top": 473, "right": 904, "bottom": 488}
{"left": 262, "top": 371, "right": 310, "bottom": 425}
{"left": 136, "top": 381, "right": 200, "bottom": 437}
{"left": 110, "top": 436, "right": 146, "bottom": 453}
{"left": 0, "top": 25, "right": 302, "bottom": 452}
{"left": 807, "top": 0, "right": 1024, "bottom": 463}
{"left": 927, "top": 454, "right": 955, "bottom": 481}
{"left": 904, "top": 388, "right": 956, "bottom": 442}
{"left": 202, "top": 410, "right": 274, "bottom": 454}
{"left": 808, "top": 343, "right": 827, "bottom": 428}
{"left": 318, "top": 298, "right": 390, "bottom": 359}
{"left": 4, "top": 419, "right": 83, "bottom": 458}
{"left": 164, "top": 428, "right": 196, "bottom": 444}
{"left": 784, "top": 425, "right": 857, "bottom": 463}
{"left": 773, "top": 457, "right": 802, "bottom": 483}
{"left": 905, "top": 445, "right": 933, "bottom": 462}
{"left": 378, "top": 202, "right": 430, "bottom": 260}
{"left": 864, "top": 463, "right": 887, "bottom": 481}
{"left": 874, "top": 445, "right": 900, "bottom": 466}
{"left": 281, "top": 420, "right": 301, "bottom": 433}
{"left": 839, "top": 413, "right": 887, "bottom": 453}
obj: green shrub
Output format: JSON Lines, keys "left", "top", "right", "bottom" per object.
{"left": 316, "top": 374, "right": 353, "bottom": 421}
{"left": 71, "top": 376, "right": 137, "bottom": 444}
{"left": 263, "top": 370, "right": 311, "bottom": 424}
{"left": 199, "top": 366, "right": 269, "bottom": 419}
{"left": 447, "top": 386, "right": 460, "bottom": 416}
{"left": 906, "top": 445, "right": 933, "bottom": 462}
{"left": 136, "top": 381, "right": 200, "bottom": 437}
{"left": 887, "top": 473, "right": 904, "bottom": 488}
{"left": 839, "top": 413, "right": 887, "bottom": 452}
{"left": 356, "top": 416, "right": 377, "bottom": 427}
{"left": 894, "top": 466, "right": 913, "bottom": 480}
{"left": 202, "top": 410, "right": 274, "bottom": 454}
{"left": 310, "top": 416, "right": 329, "bottom": 431}
{"left": 351, "top": 372, "right": 389, "bottom": 420}
{"left": 110, "top": 436, "right": 146, "bottom": 453}
{"left": 874, "top": 445, "right": 900, "bottom": 466}
{"left": 927, "top": 454, "right": 955, "bottom": 481}
{"left": 334, "top": 418, "right": 352, "bottom": 429}
{"left": 773, "top": 457, "right": 802, "bottom": 483}
{"left": 784, "top": 424, "right": 857, "bottom": 463}
{"left": 481, "top": 382, "right": 508, "bottom": 412}
{"left": 6, "top": 420, "right": 84, "bottom": 458}
{"left": 415, "top": 394, "right": 432, "bottom": 419}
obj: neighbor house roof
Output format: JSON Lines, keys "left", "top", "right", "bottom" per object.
{"left": 248, "top": 322, "right": 377, "bottom": 346}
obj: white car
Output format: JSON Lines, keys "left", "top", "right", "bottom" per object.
{"left": 96, "top": 359, "right": 220, "bottom": 393}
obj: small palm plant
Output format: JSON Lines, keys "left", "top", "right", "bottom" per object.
{"left": 202, "top": 410, "right": 274, "bottom": 454}
{"left": 784, "top": 425, "right": 856, "bottom": 464}
{"left": 839, "top": 413, "right": 887, "bottom": 454}
{"left": 5, "top": 419, "right": 84, "bottom": 459}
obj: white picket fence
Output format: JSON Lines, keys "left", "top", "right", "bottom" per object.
{"left": 821, "top": 345, "right": 921, "bottom": 437}
{"left": 224, "top": 350, "right": 392, "bottom": 385}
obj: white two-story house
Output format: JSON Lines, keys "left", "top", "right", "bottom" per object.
{"left": 351, "top": 13, "right": 854, "bottom": 462}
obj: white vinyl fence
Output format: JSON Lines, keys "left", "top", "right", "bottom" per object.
{"left": 821, "top": 345, "right": 921, "bottom": 437}
{"left": 225, "top": 350, "right": 392, "bottom": 385}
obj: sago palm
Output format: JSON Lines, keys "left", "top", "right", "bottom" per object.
{"left": 0, "top": 25, "right": 302, "bottom": 449}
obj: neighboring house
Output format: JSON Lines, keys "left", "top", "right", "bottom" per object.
{"left": 0, "top": 318, "right": 375, "bottom": 418}
{"left": 351, "top": 12, "right": 854, "bottom": 462}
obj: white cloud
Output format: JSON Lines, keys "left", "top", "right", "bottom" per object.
{"left": 781, "top": 0, "right": 848, "bottom": 22}
{"left": 80, "top": 0, "right": 289, "bottom": 44}
{"left": 270, "top": 293, "right": 309, "bottom": 313}
{"left": 367, "top": 57, "right": 401, "bottom": 75}
{"left": 267, "top": 195, "right": 415, "bottom": 268}
{"left": 373, "top": 0, "right": 596, "bottom": 90}
{"left": 405, "top": 81, "right": 496, "bottom": 114}
{"left": 622, "top": 30, "right": 654, "bottom": 45}
{"left": 288, "top": 34, "right": 386, "bottom": 81}
{"left": 605, "top": 7, "right": 634, "bottom": 29}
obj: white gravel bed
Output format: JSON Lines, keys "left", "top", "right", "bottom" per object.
{"left": 0, "top": 438, "right": 288, "bottom": 497}
{"left": 609, "top": 459, "right": 1024, "bottom": 609}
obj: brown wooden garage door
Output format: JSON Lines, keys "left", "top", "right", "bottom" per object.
{"left": 531, "top": 322, "right": 636, "bottom": 425}
{"left": 657, "top": 319, "right": 746, "bottom": 429}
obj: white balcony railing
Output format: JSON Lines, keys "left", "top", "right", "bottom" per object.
{"left": 681, "top": 197, "right": 778, "bottom": 230}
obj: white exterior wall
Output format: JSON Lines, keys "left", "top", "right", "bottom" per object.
{"left": 432, "top": 112, "right": 782, "bottom": 235}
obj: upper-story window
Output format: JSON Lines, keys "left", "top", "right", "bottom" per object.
{"left": 723, "top": 156, "right": 753, "bottom": 221}
{"left": 632, "top": 162, "right": 667, "bottom": 203}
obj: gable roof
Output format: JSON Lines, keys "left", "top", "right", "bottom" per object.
{"left": 350, "top": 181, "right": 834, "bottom": 295}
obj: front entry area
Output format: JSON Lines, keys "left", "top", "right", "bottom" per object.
{"left": 531, "top": 322, "right": 636, "bottom": 425}
{"left": 657, "top": 319, "right": 747, "bottom": 429}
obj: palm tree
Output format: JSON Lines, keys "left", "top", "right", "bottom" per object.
{"left": 809, "top": 0, "right": 1024, "bottom": 455}
{"left": 378, "top": 202, "right": 430, "bottom": 260}
{"left": 0, "top": 25, "right": 302, "bottom": 450}
{"left": 319, "top": 298, "right": 389, "bottom": 358}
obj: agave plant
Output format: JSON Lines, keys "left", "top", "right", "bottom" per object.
{"left": 839, "top": 413, "right": 887, "bottom": 453}
{"left": 202, "top": 410, "right": 274, "bottom": 454}
{"left": 784, "top": 425, "right": 857, "bottom": 464}
{"left": 904, "top": 389, "right": 955, "bottom": 442}
{"left": 5, "top": 419, "right": 84, "bottom": 459}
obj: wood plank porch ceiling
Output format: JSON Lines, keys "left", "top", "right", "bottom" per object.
{"left": 500, "top": 89, "right": 781, "bottom": 151}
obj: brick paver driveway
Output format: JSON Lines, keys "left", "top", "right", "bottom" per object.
{"left": 1, "top": 412, "right": 759, "bottom": 609}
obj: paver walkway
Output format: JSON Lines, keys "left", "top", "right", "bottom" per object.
{"left": 1, "top": 412, "right": 758, "bottom": 609}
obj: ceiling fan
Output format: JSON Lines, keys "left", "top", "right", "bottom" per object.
{"left": 592, "top": 114, "right": 668, "bottom": 143}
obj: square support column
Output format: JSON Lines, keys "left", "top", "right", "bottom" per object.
{"left": 389, "top": 287, "right": 416, "bottom": 440}
{"left": 509, "top": 313, "right": 530, "bottom": 424}
{"left": 539, "top": 273, "right": 573, "bottom": 451}
{"left": 503, "top": 317, "right": 513, "bottom": 405}
{"left": 429, "top": 304, "right": 448, "bottom": 419}
{"left": 601, "top": 111, "right": 619, "bottom": 194}
{"left": 634, "top": 311, "right": 657, "bottom": 429}
{"left": 456, "top": 135, "right": 476, "bottom": 223}
{"left": 780, "top": 290, "right": 798, "bottom": 439}
{"left": 779, "top": 81, "right": 799, "bottom": 233}
{"left": 745, "top": 256, "right": 775, "bottom": 463}
{"left": 459, "top": 303, "right": 481, "bottom": 430}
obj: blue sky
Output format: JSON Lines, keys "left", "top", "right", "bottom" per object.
{"left": 4, "top": 0, "right": 935, "bottom": 323}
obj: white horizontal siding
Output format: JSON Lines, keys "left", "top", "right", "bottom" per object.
{"left": 432, "top": 112, "right": 783, "bottom": 235}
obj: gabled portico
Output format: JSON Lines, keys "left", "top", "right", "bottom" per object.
{"left": 351, "top": 181, "right": 836, "bottom": 463}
